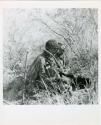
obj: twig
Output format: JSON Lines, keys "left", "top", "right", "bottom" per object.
{"left": 21, "top": 51, "right": 29, "bottom": 104}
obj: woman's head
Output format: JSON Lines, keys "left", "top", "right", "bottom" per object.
{"left": 45, "top": 39, "right": 65, "bottom": 57}
{"left": 45, "top": 39, "right": 59, "bottom": 54}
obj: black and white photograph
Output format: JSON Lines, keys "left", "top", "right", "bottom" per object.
{"left": 3, "top": 8, "right": 98, "bottom": 105}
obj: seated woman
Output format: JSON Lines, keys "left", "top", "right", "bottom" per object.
{"left": 25, "top": 39, "right": 65, "bottom": 94}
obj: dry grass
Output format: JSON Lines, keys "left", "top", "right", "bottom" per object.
{"left": 3, "top": 79, "right": 98, "bottom": 105}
